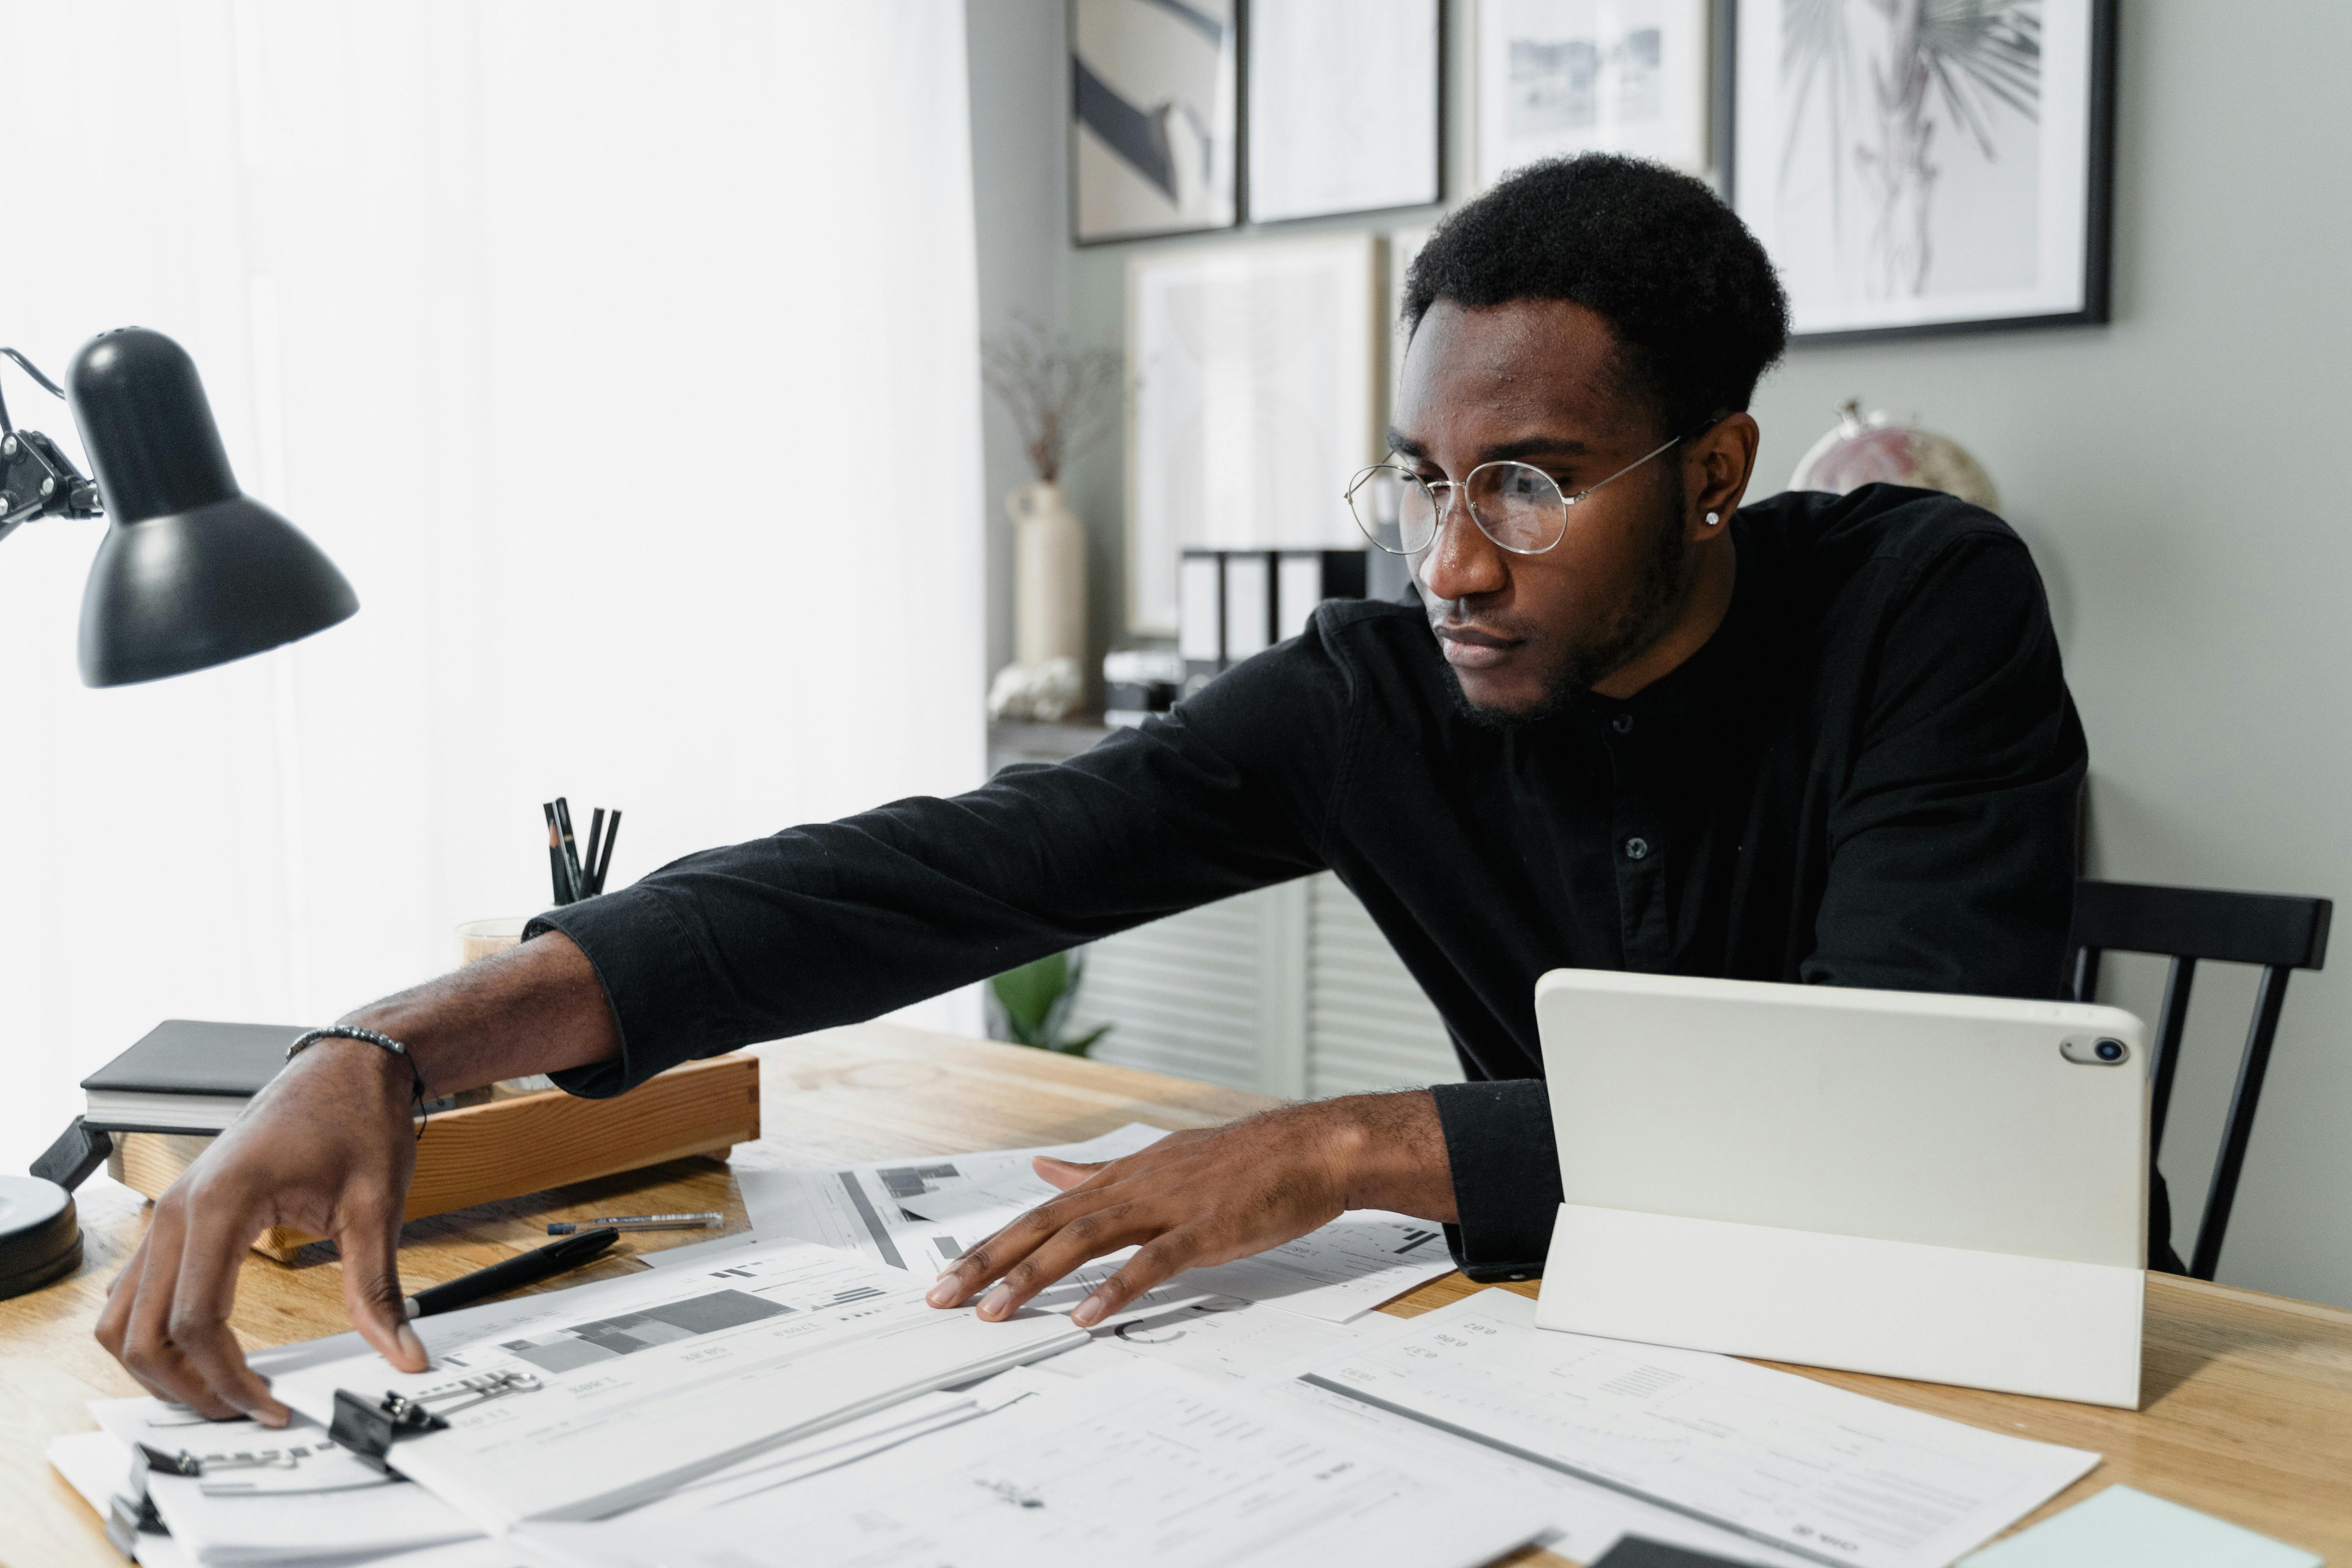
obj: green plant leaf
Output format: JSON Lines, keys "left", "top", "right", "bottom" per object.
{"left": 1055, "top": 1024, "right": 1112, "bottom": 1059}
{"left": 991, "top": 951, "right": 1069, "bottom": 1034}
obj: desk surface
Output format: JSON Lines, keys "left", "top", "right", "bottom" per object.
{"left": 5, "top": 1022, "right": 2349, "bottom": 1567}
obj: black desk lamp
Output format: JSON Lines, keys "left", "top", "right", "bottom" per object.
{"left": 1, "top": 326, "right": 359, "bottom": 1298}
{"left": 3, "top": 325, "right": 357, "bottom": 685}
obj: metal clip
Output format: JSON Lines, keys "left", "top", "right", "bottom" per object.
{"left": 102, "top": 1446, "right": 181, "bottom": 1559}
{"left": 329, "top": 1370, "right": 543, "bottom": 1473}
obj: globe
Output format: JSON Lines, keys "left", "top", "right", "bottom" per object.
{"left": 1788, "top": 398, "right": 2001, "bottom": 513}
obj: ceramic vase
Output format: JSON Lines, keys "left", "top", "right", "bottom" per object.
{"left": 1009, "top": 481, "right": 1087, "bottom": 668}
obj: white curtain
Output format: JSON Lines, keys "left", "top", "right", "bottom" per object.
{"left": 0, "top": 0, "right": 987, "bottom": 1169}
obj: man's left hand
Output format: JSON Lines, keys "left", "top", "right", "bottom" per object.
{"left": 923, "top": 1091, "right": 1457, "bottom": 1327}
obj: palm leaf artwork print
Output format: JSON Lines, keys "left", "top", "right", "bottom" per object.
{"left": 1780, "top": 0, "right": 2042, "bottom": 299}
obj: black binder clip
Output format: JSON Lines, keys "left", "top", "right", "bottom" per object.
{"left": 102, "top": 1444, "right": 191, "bottom": 1559}
{"left": 329, "top": 1370, "right": 542, "bottom": 1474}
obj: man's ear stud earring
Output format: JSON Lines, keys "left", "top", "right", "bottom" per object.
{"left": 1705, "top": 511, "right": 1721, "bottom": 526}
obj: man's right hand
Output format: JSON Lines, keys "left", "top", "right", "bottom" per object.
{"left": 91, "top": 929, "right": 623, "bottom": 1425}
{"left": 94, "top": 1037, "right": 430, "bottom": 1425}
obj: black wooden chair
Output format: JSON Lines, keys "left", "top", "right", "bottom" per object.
{"left": 2068, "top": 879, "right": 2331, "bottom": 1280}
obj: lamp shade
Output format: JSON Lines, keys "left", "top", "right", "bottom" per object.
{"left": 68, "top": 328, "right": 357, "bottom": 687}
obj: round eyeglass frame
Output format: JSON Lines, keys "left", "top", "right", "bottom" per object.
{"left": 1344, "top": 418, "right": 1719, "bottom": 557}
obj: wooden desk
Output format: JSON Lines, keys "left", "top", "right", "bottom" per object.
{"left": 6, "top": 1022, "right": 2349, "bottom": 1566}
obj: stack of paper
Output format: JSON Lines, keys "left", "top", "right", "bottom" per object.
{"left": 49, "top": 1131, "right": 2120, "bottom": 1568}
{"left": 266, "top": 1238, "right": 1084, "bottom": 1529}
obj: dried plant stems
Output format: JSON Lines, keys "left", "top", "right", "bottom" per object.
{"left": 981, "top": 314, "right": 1121, "bottom": 484}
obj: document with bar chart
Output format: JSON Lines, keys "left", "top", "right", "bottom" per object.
{"left": 270, "top": 1240, "right": 1086, "bottom": 1530}
{"left": 733, "top": 1122, "right": 1172, "bottom": 1275}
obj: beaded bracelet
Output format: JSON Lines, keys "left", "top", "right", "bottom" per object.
{"left": 287, "top": 1025, "right": 431, "bottom": 1140}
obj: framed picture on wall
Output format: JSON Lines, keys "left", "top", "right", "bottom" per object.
{"left": 1731, "top": 0, "right": 2118, "bottom": 342}
{"left": 1385, "top": 224, "right": 1433, "bottom": 411}
{"left": 1126, "top": 234, "right": 1378, "bottom": 633}
{"left": 1070, "top": 0, "right": 1239, "bottom": 245}
{"left": 1475, "top": 0, "right": 1716, "bottom": 188}
{"left": 1246, "top": 0, "right": 1442, "bottom": 224}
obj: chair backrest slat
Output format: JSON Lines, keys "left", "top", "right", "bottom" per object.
{"left": 2065, "top": 878, "right": 2330, "bottom": 1283}
{"left": 2070, "top": 879, "right": 2330, "bottom": 971}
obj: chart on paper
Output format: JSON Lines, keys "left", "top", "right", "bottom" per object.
{"left": 737, "top": 1126, "right": 1456, "bottom": 1321}
{"left": 734, "top": 1123, "right": 1171, "bottom": 1273}
{"left": 269, "top": 1240, "right": 1084, "bottom": 1529}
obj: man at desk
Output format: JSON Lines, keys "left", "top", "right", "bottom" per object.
{"left": 99, "top": 154, "right": 2109, "bottom": 1426}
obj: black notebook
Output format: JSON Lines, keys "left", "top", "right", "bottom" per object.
{"left": 80, "top": 1020, "right": 310, "bottom": 1133}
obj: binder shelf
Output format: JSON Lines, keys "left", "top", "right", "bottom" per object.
{"left": 110, "top": 1054, "right": 761, "bottom": 1262}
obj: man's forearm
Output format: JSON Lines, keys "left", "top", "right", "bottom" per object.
{"left": 1327, "top": 1089, "right": 1459, "bottom": 1223}
{"left": 341, "top": 932, "right": 619, "bottom": 1095}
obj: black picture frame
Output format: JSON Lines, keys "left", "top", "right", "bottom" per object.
{"left": 1068, "top": 0, "right": 1242, "bottom": 248}
{"left": 1726, "top": 0, "right": 2117, "bottom": 346}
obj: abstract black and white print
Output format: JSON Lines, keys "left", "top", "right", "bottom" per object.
{"left": 1071, "top": 0, "right": 1238, "bottom": 243}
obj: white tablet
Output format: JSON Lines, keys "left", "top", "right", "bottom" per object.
{"left": 1532, "top": 969, "right": 2151, "bottom": 1406}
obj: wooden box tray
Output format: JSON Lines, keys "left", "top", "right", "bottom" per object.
{"left": 109, "top": 1053, "right": 760, "bottom": 1262}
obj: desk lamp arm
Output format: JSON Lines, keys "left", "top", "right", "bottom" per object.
{"left": 0, "top": 348, "right": 104, "bottom": 547}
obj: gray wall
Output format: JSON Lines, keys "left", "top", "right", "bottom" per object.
{"left": 967, "top": 1, "right": 2352, "bottom": 1308}
{"left": 967, "top": 0, "right": 1072, "bottom": 677}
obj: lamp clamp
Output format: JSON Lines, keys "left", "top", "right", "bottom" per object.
{"left": 0, "top": 348, "right": 103, "bottom": 544}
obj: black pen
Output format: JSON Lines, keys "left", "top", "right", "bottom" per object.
{"left": 554, "top": 797, "right": 588, "bottom": 902}
{"left": 592, "top": 808, "right": 621, "bottom": 894}
{"left": 402, "top": 1228, "right": 618, "bottom": 1319}
{"left": 543, "top": 803, "right": 573, "bottom": 904}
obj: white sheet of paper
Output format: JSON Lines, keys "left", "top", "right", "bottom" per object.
{"left": 1180, "top": 1211, "right": 1456, "bottom": 1321}
{"left": 44, "top": 1429, "right": 198, "bottom": 1568}
{"left": 1267, "top": 1372, "right": 1818, "bottom": 1567}
{"left": 1305, "top": 1289, "right": 2102, "bottom": 1568}
{"left": 733, "top": 1122, "right": 1170, "bottom": 1275}
{"left": 268, "top": 1238, "right": 1085, "bottom": 1530}
{"left": 362, "top": 1542, "right": 551, "bottom": 1568}
{"left": 1033, "top": 1307, "right": 1813, "bottom": 1566}
{"left": 1053, "top": 1295, "right": 1373, "bottom": 1383}
{"left": 513, "top": 1361, "right": 1554, "bottom": 1568}
{"left": 86, "top": 1396, "right": 480, "bottom": 1563}
{"left": 630, "top": 1231, "right": 762, "bottom": 1272}
{"left": 624, "top": 1390, "right": 985, "bottom": 1516}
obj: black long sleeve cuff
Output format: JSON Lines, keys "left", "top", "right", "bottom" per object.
{"left": 525, "top": 894, "right": 715, "bottom": 1100}
{"left": 1429, "top": 1078, "right": 1561, "bottom": 1281}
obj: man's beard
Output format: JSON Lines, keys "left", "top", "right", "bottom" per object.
{"left": 1439, "top": 473, "right": 1692, "bottom": 730}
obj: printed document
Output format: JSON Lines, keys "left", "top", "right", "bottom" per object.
{"left": 740, "top": 1123, "right": 1456, "bottom": 1321}
{"left": 268, "top": 1238, "right": 1085, "bottom": 1529}
{"left": 46, "top": 1430, "right": 196, "bottom": 1568}
{"left": 1033, "top": 1305, "right": 1815, "bottom": 1566}
{"left": 515, "top": 1360, "right": 1554, "bottom": 1568}
{"left": 1303, "top": 1290, "right": 2101, "bottom": 1568}
{"left": 87, "top": 1396, "right": 479, "bottom": 1564}
{"left": 732, "top": 1122, "right": 1169, "bottom": 1274}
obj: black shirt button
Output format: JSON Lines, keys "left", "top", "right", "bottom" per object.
{"left": 1612, "top": 713, "right": 1634, "bottom": 734}
{"left": 1624, "top": 836, "right": 1650, "bottom": 860}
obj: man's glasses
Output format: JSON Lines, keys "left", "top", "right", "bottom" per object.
{"left": 1344, "top": 426, "right": 1699, "bottom": 557}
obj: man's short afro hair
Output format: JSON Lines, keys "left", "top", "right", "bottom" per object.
{"left": 1403, "top": 153, "right": 1790, "bottom": 436}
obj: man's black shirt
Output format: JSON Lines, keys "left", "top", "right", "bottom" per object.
{"left": 533, "top": 485, "right": 2093, "bottom": 1276}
